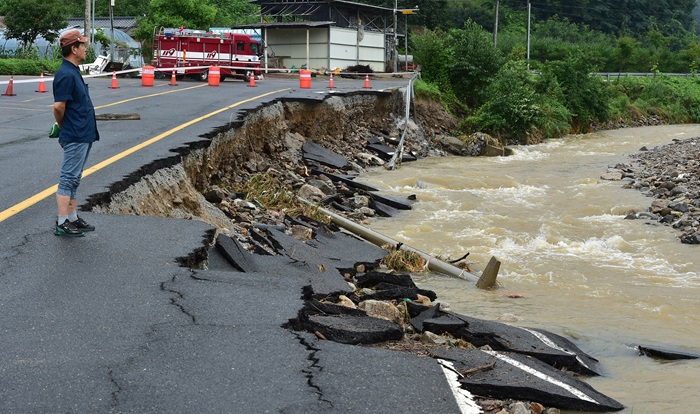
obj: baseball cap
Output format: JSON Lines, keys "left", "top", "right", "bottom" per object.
{"left": 60, "top": 30, "right": 89, "bottom": 47}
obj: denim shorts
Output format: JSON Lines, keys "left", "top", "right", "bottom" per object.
{"left": 57, "top": 142, "right": 92, "bottom": 199}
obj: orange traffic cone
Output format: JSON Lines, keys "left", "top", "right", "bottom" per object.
{"left": 327, "top": 73, "right": 335, "bottom": 89}
{"left": 363, "top": 74, "right": 371, "bottom": 89}
{"left": 247, "top": 74, "right": 256, "bottom": 87}
{"left": 36, "top": 73, "right": 48, "bottom": 93}
{"left": 109, "top": 71, "right": 119, "bottom": 89}
{"left": 169, "top": 69, "right": 178, "bottom": 86}
{"left": 2, "top": 75, "right": 17, "bottom": 96}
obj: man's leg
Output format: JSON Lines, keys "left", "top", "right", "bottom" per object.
{"left": 55, "top": 143, "right": 90, "bottom": 236}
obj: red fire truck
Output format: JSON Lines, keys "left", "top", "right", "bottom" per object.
{"left": 152, "top": 27, "right": 262, "bottom": 81}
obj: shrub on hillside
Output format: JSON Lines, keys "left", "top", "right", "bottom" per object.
{"left": 544, "top": 54, "right": 611, "bottom": 132}
{"left": 447, "top": 20, "right": 504, "bottom": 108}
{"left": 469, "top": 60, "right": 571, "bottom": 144}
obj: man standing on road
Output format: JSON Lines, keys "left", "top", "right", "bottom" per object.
{"left": 52, "top": 30, "right": 99, "bottom": 237}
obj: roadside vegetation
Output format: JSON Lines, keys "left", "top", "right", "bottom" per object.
{"left": 3, "top": 0, "right": 700, "bottom": 143}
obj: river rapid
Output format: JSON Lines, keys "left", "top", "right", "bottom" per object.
{"left": 359, "top": 125, "right": 700, "bottom": 413}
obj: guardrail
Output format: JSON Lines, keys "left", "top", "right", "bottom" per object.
{"left": 595, "top": 72, "right": 699, "bottom": 81}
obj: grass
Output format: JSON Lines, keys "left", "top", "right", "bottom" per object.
{"left": 236, "top": 171, "right": 329, "bottom": 223}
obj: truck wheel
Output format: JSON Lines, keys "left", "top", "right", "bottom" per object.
{"left": 199, "top": 70, "right": 208, "bottom": 82}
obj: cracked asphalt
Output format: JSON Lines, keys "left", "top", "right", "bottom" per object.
{"left": 0, "top": 75, "right": 464, "bottom": 413}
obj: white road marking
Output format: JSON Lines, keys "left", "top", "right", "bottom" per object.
{"left": 481, "top": 350, "right": 598, "bottom": 404}
{"left": 437, "top": 359, "right": 483, "bottom": 414}
{"left": 518, "top": 327, "right": 593, "bottom": 371}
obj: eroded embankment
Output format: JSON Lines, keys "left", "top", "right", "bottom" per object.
{"left": 82, "top": 91, "right": 407, "bottom": 239}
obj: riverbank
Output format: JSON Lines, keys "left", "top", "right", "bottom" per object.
{"left": 605, "top": 136, "right": 700, "bottom": 244}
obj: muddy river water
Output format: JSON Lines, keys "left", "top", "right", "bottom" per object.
{"left": 359, "top": 125, "right": 700, "bottom": 412}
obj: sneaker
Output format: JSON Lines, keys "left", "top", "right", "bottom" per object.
{"left": 71, "top": 217, "right": 95, "bottom": 232}
{"left": 55, "top": 220, "right": 85, "bottom": 237}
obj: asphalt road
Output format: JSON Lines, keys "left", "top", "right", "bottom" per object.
{"left": 0, "top": 74, "right": 468, "bottom": 413}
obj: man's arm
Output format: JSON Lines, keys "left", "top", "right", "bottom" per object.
{"left": 53, "top": 101, "right": 66, "bottom": 128}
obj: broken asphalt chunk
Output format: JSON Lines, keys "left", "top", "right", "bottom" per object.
{"left": 433, "top": 348, "right": 624, "bottom": 412}
{"left": 214, "top": 234, "right": 260, "bottom": 272}
{"left": 448, "top": 313, "right": 601, "bottom": 376}
{"left": 637, "top": 344, "right": 700, "bottom": 360}
{"left": 303, "top": 315, "right": 404, "bottom": 344}
{"left": 302, "top": 141, "right": 350, "bottom": 170}
{"left": 355, "top": 272, "right": 417, "bottom": 289}
{"left": 409, "top": 303, "right": 441, "bottom": 332}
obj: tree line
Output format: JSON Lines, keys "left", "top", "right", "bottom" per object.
{"left": 412, "top": 18, "right": 700, "bottom": 144}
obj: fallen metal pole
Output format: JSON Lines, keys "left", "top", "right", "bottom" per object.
{"left": 303, "top": 200, "right": 498, "bottom": 287}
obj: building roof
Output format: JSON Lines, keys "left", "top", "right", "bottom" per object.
{"left": 233, "top": 21, "right": 335, "bottom": 30}
{"left": 252, "top": 0, "right": 393, "bottom": 16}
{"left": 67, "top": 16, "right": 138, "bottom": 31}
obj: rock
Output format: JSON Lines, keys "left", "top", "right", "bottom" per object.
{"left": 307, "top": 178, "right": 336, "bottom": 195}
{"left": 298, "top": 183, "right": 326, "bottom": 202}
{"left": 530, "top": 402, "right": 545, "bottom": 414}
{"left": 437, "top": 135, "right": 469, "bottom": 156}
{"left": 681, "top": 234, "right": 700, "bottom": 244}
{"left": 420, "top": 331, "right": 448, "bottom": 345}
{"left": 337, "top": 295, "right": 357, "bottom": 309}
{"left": 203, "top": 185, "right": 228, "bottom": 203}
{"left": 359, "top": 299, "right": 404, "bottom": 325}
{"left": 669, "top": 202, "right": 689, "bottom": 213}
{"left": 509, "top": 402, "right": 530, "bottom": 414}
{"left": 600, "top": 172, "right": 623, "bottom": 180}
{"left": 358, "top": 206, "right": 376, "bottom": 216}
{"left": 348, "top": 195, "right": 370, "bottom": 209}
{"left": 356, "top": 152, "right": 385, "bottom": 166}
{"left": 233, "top": 198, "right": 257, "bottom": 210}
{"left": 290, "top": 224, "right": 313, "bottom": 241}
{"left": 478, "top": 399, "right": 504, "bottom": 411}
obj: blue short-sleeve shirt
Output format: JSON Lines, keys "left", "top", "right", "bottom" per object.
{"left": 53, "top": 59, "right": 100, "bottom": 144}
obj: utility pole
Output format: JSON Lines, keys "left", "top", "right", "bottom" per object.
{"left": 393, "top": 0, "right": 398, "bottom": 72}
{"left": 526, "top": 0, "right": 531, "bottom": 70}
{"left": 84, "top": 0, "right": 91, "bottom": 41}
{"left": 110, "top": 0, "right": 115, "bottom": 62}
{"left": 493, "top": 0, "right": 499, "bottom": 47}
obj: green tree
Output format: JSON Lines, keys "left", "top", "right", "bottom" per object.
{"left": 133, "top": 0, "right": 219, "bottom": 44}
{"left": 616, "top": 35, "right": 640, "bottom": 77}
{"left": 470, "top": 60, "right": 571, "bottom": 143}
{"left": 0, "top": 0, "right": 67, "bottom": 48}
{"left": 448, "top": 19, "right": 504, "bottom": 108}
{"left": 544, "top": 54, "right": 611, "bottom": 131}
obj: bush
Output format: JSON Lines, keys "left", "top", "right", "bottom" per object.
{"left": 613, "top": 75, "right": 700, "bottom": 123}
{"left": 469, "top": 60, "right": 571, "bottom": 143}
{"left": 544, "top": 54, "right": 611, "bottom": 132}
{"left": 447, "top": 20, "right": 504, "bottom": 108}
{"left": 0, "top": 58, "right": 62, "bottom": 75}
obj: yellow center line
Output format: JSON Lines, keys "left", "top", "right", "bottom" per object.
{"left": 94, "top": 84, "right": 208, "bottom": 110}
{"left": 0, "top": 88, "right": 290, "bottom": 223}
